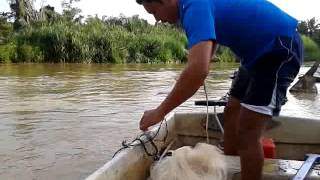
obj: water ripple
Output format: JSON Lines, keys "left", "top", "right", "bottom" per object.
{"left": 0, "top": 63, "right": 319, "bottom": 180}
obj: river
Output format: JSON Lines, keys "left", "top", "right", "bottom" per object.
{"left": 0, "top": 63, "right": 319, "bottom": 180}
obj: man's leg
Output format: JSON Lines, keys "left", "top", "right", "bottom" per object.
{"left": 224, "top": 67, "right": 251, "bottom": 155}
{"left": 238, "top": 106, "right": 270, "bottom": 180}
{"left": 223, "top": 96, "right": 241, "bottom": 155}
{"left": 228, "top": 32, "right": 303, "bottom": 180}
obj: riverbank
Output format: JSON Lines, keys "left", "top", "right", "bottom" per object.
{"left": 1, "top": 16, "right": 319, "bottom": 64}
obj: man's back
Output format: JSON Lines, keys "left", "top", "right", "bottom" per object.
{"left": 179, "top": 0, "right": 298, "bottom": 67}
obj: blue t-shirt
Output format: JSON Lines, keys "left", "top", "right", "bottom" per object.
{"left": 179, "top": 0, "right": 298, "bottom": 68}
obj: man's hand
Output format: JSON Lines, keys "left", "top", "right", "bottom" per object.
{"left": 139, "top": 41, "right": 216, "bottom": 131}
{"left": 139, "top": 108, "right": 164, "bottom": 131}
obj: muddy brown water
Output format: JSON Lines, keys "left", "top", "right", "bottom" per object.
{"left": 0, "top": 63, "right": 319, "bottom": 180}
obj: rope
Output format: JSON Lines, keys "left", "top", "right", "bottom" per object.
{"left": 113, "top": 76, "right": 229, "bottom": 160}
{"left": 112, "top": 117, "right": 169, "bottom": 161}
{"left": 203, "top": 82, "right": 210, "bottom": 144}
{"left": 203, "top": 80, "right": 225, "bottom": 146}
{"left": 159, "top": 139, "right": 175, "bottom": 161}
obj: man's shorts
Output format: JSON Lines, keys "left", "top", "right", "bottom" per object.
{"left": 229, "top": 32, "right": 304, "bottom": 116}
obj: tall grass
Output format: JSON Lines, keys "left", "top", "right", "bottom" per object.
{"left": 0, "top": 43, "right": 16, "bottom": 63}
{"left": 0, "top": 17, "right": 15, "bottom": 63}
{"left": 215, "top": 46, "right": 238, "bottom": 63}
{"left": 8, "top": 17, "right": 320, "bottom": 63}
{"left": 13, "top": 17, "right": 189, "bottom": 63}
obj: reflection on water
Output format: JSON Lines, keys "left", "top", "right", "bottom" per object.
{"left": 0, "top": 63, "right": 319, "bottom": 180}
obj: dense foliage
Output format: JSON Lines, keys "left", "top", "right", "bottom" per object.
{"left": 13, "top": 16, "right": 188, "bottom": 63}
{"left": 0, "top": 1, "right": 319, "bottom": 63}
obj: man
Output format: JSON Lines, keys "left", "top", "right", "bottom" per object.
{"left": 136, "top": 0, "right": 303, "bottom": 179}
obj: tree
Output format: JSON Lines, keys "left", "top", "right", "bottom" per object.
{"left": 0, "top": 12, "right": 15, "bottom": 21}
{"left": 298, "top": 18, "right": 320, "bottom": 46}
{"left": 0, "top": 16, "right": 13, "bottom": 44}
{"left": 61, "top": 0, "right": 82, "bottom": 22}
{"left": 298, "top": 21, "right": 308, "bottom": 35}
{"left": 38, "top": 5, "right": 60, "bottom": 24}
{"left": 8, "top": 0, "right": 38, "bottom": 29}
{"left": 306, "top": 18, "right": 320, "bottom": 37}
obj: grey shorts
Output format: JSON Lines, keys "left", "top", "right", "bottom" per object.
{"left": 229, "top": 32, "right": 303, "bottom": 116}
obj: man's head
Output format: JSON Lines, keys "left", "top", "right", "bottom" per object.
{"left": 136, "top": 0, "right": 179, "bottom": 24}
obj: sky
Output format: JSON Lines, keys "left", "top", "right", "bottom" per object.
{"left": 1, "top": 0, "right": 320, "bottom": 24}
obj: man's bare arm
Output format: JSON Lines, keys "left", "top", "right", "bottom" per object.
{"left": 139, "top": 40, "right": 216, "bottom": 130}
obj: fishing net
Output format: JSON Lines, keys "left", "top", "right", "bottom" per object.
{"left": 148, "top": 143, "right": 227, "bottom": 180}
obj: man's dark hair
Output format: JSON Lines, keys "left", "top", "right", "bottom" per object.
{"left": 136, "top": 0, "right": 161, "bottom": 5}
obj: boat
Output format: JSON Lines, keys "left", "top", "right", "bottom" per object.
{"left": 290, "top": 61, "right": 319, "bottom": 93}
{"left": 86, "top": 109, "right": 320, "bottom": 180}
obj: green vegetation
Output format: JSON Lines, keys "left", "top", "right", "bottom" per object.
{"left": 13, "top": 16, "right": 188, "bottom": 63}
{"left": 0, "top": 43, "right": 15, "bottom": 63}
{"left": 0, "top": 16, "right": 15, "bottom": 63}
{"left": 1, "top": 5, "right": 189, "bottom": 63}
{"left": 301, "top": 35, "right": 320, "bottom": 61}
{"left": 298, "top": 18, "right": 320, "bottom": 61}
{"left": 0, "top": 1, "right": 319, "bottom": 63}
{"left": 215, "top": 46, "right": 238, "bottom": 63}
